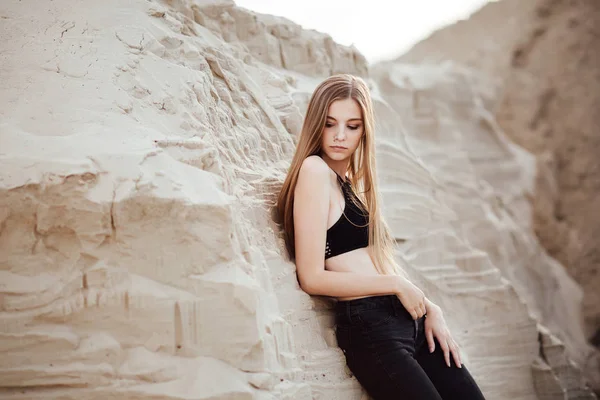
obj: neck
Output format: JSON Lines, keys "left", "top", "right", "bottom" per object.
{"left": 319, "top": 154, "right": 349, "bottom": 182}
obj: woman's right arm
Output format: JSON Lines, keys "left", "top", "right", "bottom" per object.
{"left": 293, "top": 156, "right": 409, "bottom": 298}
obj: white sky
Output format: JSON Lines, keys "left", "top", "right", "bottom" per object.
{"left": 234, "top": 0, "right": 491, "bottom": 63}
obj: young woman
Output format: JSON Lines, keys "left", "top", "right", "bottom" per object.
{"left": 276, "top": 74, "right": 486, "bottom": 400}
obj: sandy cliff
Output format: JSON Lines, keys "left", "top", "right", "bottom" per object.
{"left": 497, "top": 0, "right": 600, "bottom": 349}
{"left": 0, "top": 0, "right": 596, "bottom": 399}
{"left": 399, "top": 0, "right": 600, "bottom": 357}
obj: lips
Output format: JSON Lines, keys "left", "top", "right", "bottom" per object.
{"left": 331, "top": 146, "right": 347, "bottom": 150}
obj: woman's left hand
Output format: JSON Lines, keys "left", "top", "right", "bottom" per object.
{"left": 424, "top": 304, "right": 462, "bottom": 368}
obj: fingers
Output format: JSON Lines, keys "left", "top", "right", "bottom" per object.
{"left": 425, "top": 327, "right": 435, "bottom": 353}
{"left": 414, "top": 301, "right": 426, "bottom": 319}
{"left": 409, "top": 298, "right": 427, "bottom": 320}
{"left": 412, "top": 306, "right": 426, "bottom": 319}
{"left": 450, "top": 339, "right": 462, "bottom": 368}
{"left": 441, "top": 338, "right": 462, "bottom": 368}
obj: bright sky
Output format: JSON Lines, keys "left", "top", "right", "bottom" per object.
{"left": 234, "top": 0, "right": 491, "bottom": 63}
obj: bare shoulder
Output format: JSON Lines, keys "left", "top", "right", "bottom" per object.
{"left": 299, "top": 155, "right": 329, "bottom": 176}
{"left": 296, "top": 155, "right": 331, "bottom": 199}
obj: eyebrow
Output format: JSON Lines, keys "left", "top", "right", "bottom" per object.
{"left": 326, "top": 116, "right": 363, "bottom": 122}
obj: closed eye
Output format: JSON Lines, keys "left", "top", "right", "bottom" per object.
{"left": 325, "top": 123, "right": 361, "bottom": 130}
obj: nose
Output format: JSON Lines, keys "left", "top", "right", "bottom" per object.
{"left": 335, "top": 126, "right": 347, "bottom": 141}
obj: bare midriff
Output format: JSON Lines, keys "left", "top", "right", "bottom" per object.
{"left": 325, "top": 248, "right": 381, "bottom": 301}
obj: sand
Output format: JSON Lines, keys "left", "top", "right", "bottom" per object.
{"left": 0, "top": 0, "right": 596, "bottom": 398}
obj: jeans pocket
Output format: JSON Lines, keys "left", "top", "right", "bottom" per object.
{"left": 356, "top": 308, "right": 394, "bottom": 329}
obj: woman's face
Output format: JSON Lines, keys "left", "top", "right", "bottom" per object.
{"left": 320, "top": 98, "right": 364, "bottom": 161}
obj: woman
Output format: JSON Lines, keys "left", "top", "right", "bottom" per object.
{"left": 276, "top": 74, "right": 486, "bottom": 400}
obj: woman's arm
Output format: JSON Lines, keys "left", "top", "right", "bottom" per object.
{"left": 293, "top": 156, "right": 407, "bottom": 298}
{"left": 301, "top": 269, "right": 407, "bottom": 297}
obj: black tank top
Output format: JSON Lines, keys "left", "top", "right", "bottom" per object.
{"left": 325, "top": 173, "right": 370, "bottom": 259}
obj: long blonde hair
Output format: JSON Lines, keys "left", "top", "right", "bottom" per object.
{"left": 276, "top": 74, "right": 405, "bottom": 277}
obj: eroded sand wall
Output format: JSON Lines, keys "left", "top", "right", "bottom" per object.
{"left": 0, "top": 0, "right": 596, "bottom": 399}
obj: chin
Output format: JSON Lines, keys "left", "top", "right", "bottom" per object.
{"left": 330, "top": 152, "right": 351, "bottom": 162}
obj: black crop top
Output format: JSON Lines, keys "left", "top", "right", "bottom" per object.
{"left": 325, "top": 173, "right": 370, "bottom": 259}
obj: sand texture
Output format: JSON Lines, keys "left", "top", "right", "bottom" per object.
{"left": 396, "top": 0, "right": 600, "bottom": 393}
{"left": 0, "top": 0, "right": 597, "bottom": 399}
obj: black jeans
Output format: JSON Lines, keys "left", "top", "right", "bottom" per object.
{"left": 335, "top": 295, "right": 486, "bottom": 400}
